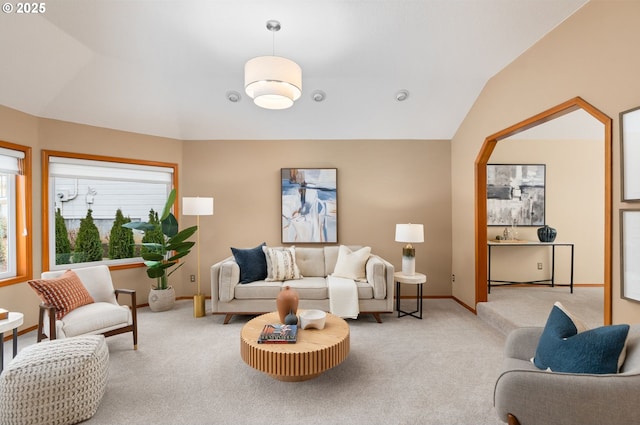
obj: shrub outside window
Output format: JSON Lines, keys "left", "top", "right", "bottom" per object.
{"left": 43, "top": 151, "right": 177, "bottom": 271}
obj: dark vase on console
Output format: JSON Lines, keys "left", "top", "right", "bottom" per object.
{"left": 284, "top": 310, "right": 298, "bottom": 326}
{"left": 537, "top": 225, "right": 557, "bottom": 242}
{"left": 276, "top": 286, "right": 299, "bottom": 324}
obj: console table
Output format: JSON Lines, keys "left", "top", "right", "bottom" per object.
{"left": 487, "top": 241, "right": 574, "bottom": 294}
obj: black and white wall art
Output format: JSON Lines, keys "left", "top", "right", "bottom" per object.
{"left": 487, "top": 164, "right": 546, "bottom": 226}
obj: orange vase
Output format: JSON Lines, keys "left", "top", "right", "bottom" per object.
{"left": 276, "top": 286, "right": 299, "bottom": 323}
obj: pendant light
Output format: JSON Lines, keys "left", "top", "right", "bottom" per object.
{"left": 244, "top": 20, "right": 302, "bottom": 110}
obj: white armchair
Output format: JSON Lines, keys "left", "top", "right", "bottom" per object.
{"left": 35, "top": 265, "right": 138, "bottom": 349}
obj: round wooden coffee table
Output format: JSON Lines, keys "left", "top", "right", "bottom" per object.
{"left": 240, "top": 311, "right": 350, "bottom": 382}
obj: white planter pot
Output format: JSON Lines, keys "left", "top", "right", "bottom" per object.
{"left": 148, "top": 286, "right": 175, "bottom": 312}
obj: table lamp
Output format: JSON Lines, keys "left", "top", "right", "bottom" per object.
{"left": 183, "top": 196, "right": 214, "bottom": 318}
{"left": 395, "top": 223, "right": 424, "bottom": 275}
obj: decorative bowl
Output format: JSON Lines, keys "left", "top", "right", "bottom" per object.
{"left": 299, "top": 309, "right": 326, "bottom": 330}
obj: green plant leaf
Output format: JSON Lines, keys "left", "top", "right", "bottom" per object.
{"left": 122, "top": 221, "right": 157, "bottom": 232}
{"left": 160, "top": 189, "right": 176, "bottom": 222}
{"left": 168, "top": 226, "right": 197, "bottom": 245}
{"left": 167, "top": 250, "right": 190, "bottom": 262}
{"left": 141, "top": 252, "right": 163, "bottom": 261}
{"left": 166, "top": 241, "right": 195, "bottom": 253}
{"left": 141, "top": 242, "right": 164, "bottom": 251}
{"left": 161, "top": 213, "right": 178, "bottom": 238}
{"left": 147, "top": 267, "right": 166, "bottom": 279}
{"left": 167, "top": 262, "right": 185, "bottom": 277}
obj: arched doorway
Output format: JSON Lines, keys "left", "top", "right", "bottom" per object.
{"left": 474, "top": 97, "right": 613, "bottom": 324}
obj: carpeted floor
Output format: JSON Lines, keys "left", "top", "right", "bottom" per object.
{"left": 4, "top": 299, "right": 507, "bottom": 425}
{"left": 2, "top": 287, "right": 605, "bottom": 424}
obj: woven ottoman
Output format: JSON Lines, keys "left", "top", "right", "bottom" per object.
{"left": 0, "top": 335, "right": 109, "bottom": 425}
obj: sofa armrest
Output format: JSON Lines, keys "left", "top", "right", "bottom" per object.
{"left": 366, "top": 255, "right": 394, "bottom": 300}
{"left": 494, "top": 367, "right": 640, "bottom": 424}
{"left": 211, "top": 256, "right": 240, "bottom": 309}
{"left": 504, "top": 327, "right": 544, "bottom": 361}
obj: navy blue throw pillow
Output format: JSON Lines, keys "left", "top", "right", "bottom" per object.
{"left": 533, "top": 304, "right": 629, "bottom": 374}
{"left": 231, "top": 243, "right": 268, "bottom": 284}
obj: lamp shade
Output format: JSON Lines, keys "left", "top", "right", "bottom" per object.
{"left": 245, "top": 56, "right": 302, "bottom": 110}
{"left": 395, "top": 224, "right": 424, "bottom": 243}
{"left": 182, "top": 197, "right": 214, "bottom": 216}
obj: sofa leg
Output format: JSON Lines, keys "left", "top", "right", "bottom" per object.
{"left": 223, "top": 314, "right": 233, "bottom": 324}
{"left": 372, "top": 313, "right": 382, "bottom": 323}
{"left": 507, "top": 414, "right": 521, "bottom": 425}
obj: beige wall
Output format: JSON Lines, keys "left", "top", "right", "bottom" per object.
{"left": 0, "top": 108, "right": 453, "bottom": 332}
{"left": 451, "top": 0, "right": 640, "bottom": 323}
{"left": 488, "top": 138, "right": 604, "bottom": 286}
{"left": 180, "top": 139, "right": 452, "bottom": 299}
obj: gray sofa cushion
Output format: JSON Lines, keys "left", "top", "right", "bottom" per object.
{"left": 234, "top": 280, "right": 282, "bottom": 300}
{"left": 295, "top": 247, "right": 326, "bottom": 277}
{"left": 286, "top": 277, "right": 328, "bottom": 300}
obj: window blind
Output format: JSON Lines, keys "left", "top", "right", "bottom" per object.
{"left": 49, "top": 156, "right": 173, "bottom": 183}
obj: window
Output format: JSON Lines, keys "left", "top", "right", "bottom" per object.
{"left": 0, "top": 142, "right": 31, "bottom": 287}
{"left": 42, "top": 151, "right": 177, "bottom": 271}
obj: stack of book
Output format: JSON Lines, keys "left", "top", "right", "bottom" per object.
{"left": 0, "top": 308, "right": 8, "bottom": 320}
{"left": 257, "top": 324, "right": 298, "bottom": 344}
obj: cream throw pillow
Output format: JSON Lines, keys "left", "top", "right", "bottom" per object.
{"left": 262, "top": 246, "right": 303, "bottom": 281}
{"left": 332, "top": 245, "right": 371, "bottom": 281}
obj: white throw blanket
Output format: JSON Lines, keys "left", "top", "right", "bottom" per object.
{"left": 327, "top": 275, "right": 359, "bottom": 319}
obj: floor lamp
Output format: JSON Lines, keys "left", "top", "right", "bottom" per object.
{"left": 183, "top": 196, "right": 214, "bottom": 318}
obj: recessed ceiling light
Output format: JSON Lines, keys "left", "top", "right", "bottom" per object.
{"left": 395, "top": 90, "right": 409, "bottom": 102}
{"left": 311, "top": 90, "right": 326, "bottom": 102}
{"left": 226, "top": 91, "right": 241, "bottom": 103}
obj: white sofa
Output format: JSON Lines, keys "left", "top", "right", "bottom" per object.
{"left": 210, "top": 246, "right": 395, "bottom": 324}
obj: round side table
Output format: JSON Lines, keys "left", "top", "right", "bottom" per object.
{"left": 0, "top": 312, "right": 24, "bottom": 373}
{"left": 394, "top": 272, "right": 427, "bottom": 319}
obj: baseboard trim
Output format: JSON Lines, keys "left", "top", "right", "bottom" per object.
{"left": 2, "top": 324, "right": 37, "bottom": 342}
{"left": 452, "top": 296, "right": 476, "bottom": 314}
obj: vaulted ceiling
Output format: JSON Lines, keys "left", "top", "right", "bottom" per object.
{"left": 0, "top": 0, "right": 589, "bottom": 140}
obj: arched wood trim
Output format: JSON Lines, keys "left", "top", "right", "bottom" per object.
{"left": 475, "top": 97, "right": 613, "bottom": 325}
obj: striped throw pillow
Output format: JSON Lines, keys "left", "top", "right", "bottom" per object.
{"left": 28, "top": 270, "right": 95, "bottom": 320}
{"left": 262, "top": 246, "right": 303, "bottom": 281}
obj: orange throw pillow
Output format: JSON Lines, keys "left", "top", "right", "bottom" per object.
{"left": 28, "top": 270, "right": 94, "bottom": 320}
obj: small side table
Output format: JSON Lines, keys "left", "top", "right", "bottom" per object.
{"left": 0, "top": 311, "right": 24, "bottom": 373}
{"left": 395, "top": 272, "right": 427, "bottom": 319}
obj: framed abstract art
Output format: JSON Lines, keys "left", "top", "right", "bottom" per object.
{"left": 281, "top": 168, "right": 337, "bottom": 243}
{"left": 487, "top": 164, "right": 546, "bottom": 226}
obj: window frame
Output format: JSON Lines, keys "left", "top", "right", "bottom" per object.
{"left": 0, "top": 140, "right": 32, "bottom": 287}
{"left": 42, "top": 150, "right": 179, "bottom": 272}
{"left": 0, "top": 173, "right": 18, "bottom": 279}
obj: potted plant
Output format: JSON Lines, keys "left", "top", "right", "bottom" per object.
{"left": 123, "top": 189, "right": 197, "bottom": 311}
